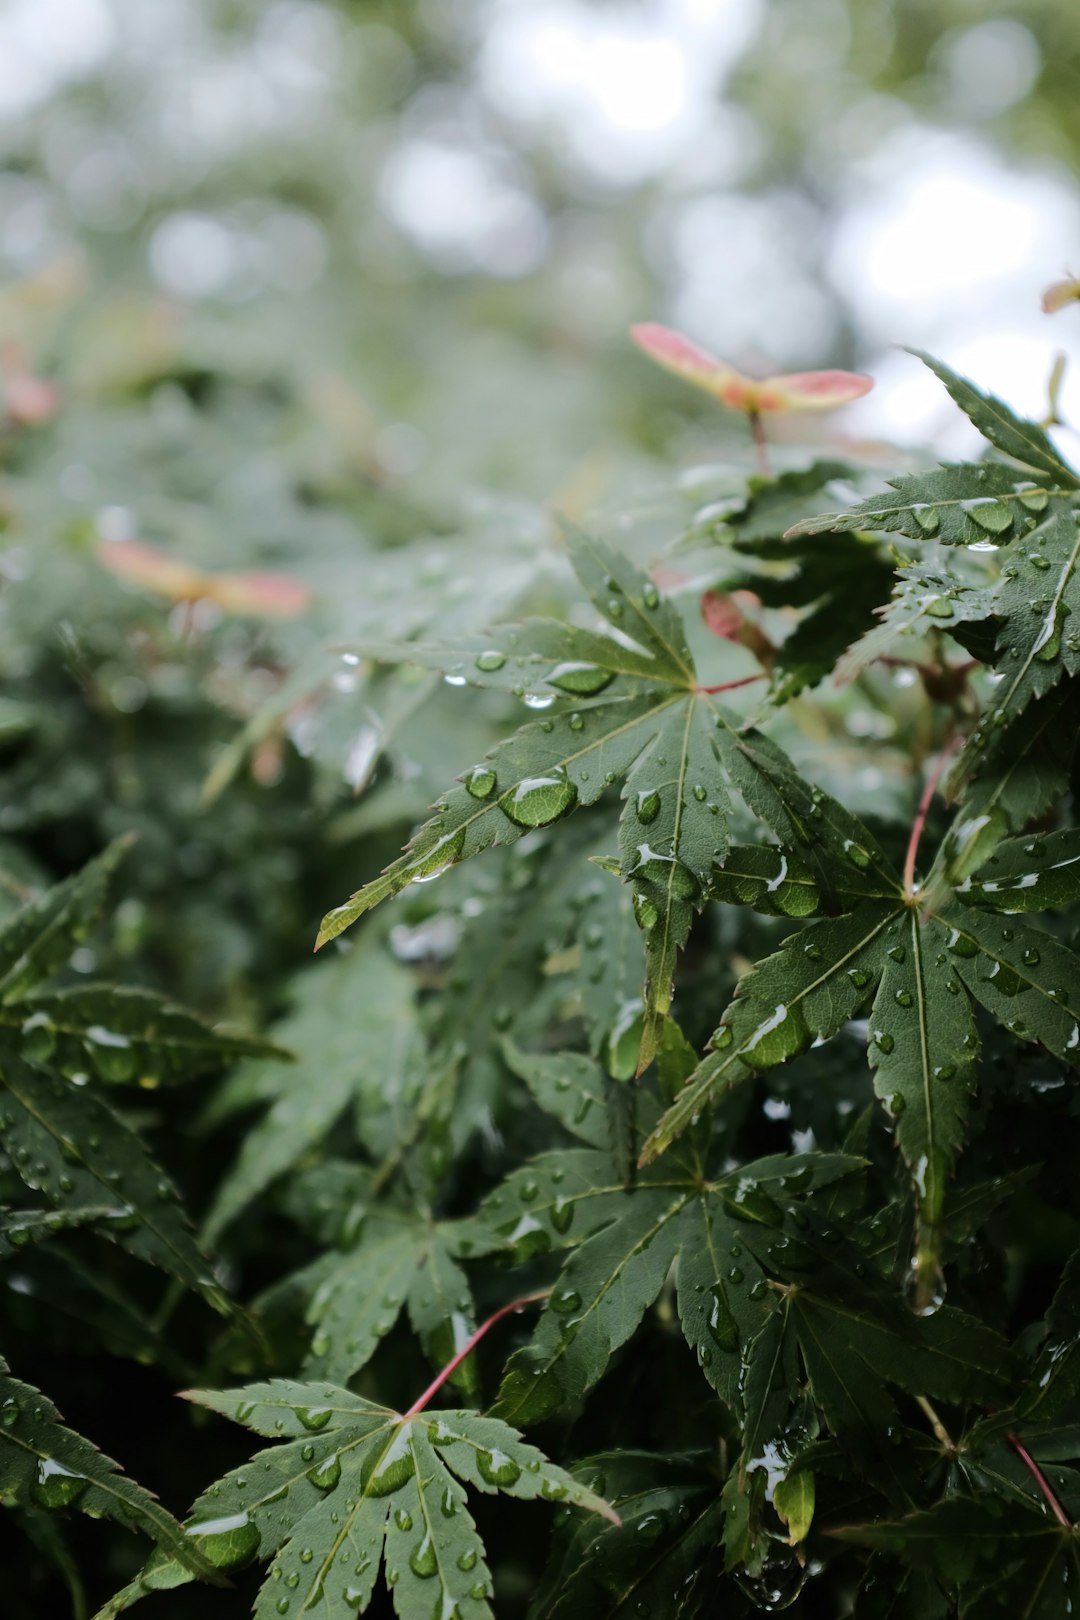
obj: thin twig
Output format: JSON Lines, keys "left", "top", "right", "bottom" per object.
{"left": 914, "top": 1395, "right": 954, "bottom": 1450}
{"left": 402, "top": 1289, "right": 552, "bottom": 1418}
{"left": 903, "top": 735, "right": 960, "bottom": 898}
{"left": 696, "top": 674, "right": 767, "bottom": 696}
{"left": 748, "top": 411, "right": 771, "bottom": 479}
{"left": 1008, "top": 1431, "right": 1073, "bottom": 1528}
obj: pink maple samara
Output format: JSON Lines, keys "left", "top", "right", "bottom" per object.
{"left": 630, "top": 322, "right": 873, "bottom": 414}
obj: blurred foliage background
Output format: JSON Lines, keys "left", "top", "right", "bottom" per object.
{"left": 3, "top": 1, "right": 1080, "bottom": 1614}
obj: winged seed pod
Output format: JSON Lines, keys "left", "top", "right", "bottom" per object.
{"left": 630, "top": 321, "right": 872, "bottom": 473}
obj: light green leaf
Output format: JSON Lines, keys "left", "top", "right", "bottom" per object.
{"left": 99, "top": 1381, "right": 616, "bottom": 1620}
{"left": 788, "top": 462, "right": 1066, "bottom": 546}
{"left": 959, "top": 826, "right": 1080, "bottom": 913}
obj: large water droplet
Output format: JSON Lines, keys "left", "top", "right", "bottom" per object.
{"left": 362, "top": 1429, "right": 415, "bottom": 1497}
{"left": 500, "top": 770, "right": 577, "bottom": 829}
{"left": 31, "top": 1458, "right": 88, "bottom": 1512}
{"left": 475, "top": 650, "right": 507, "bottom": 672}
{"left": 476, "top": 1448, "right": 522, "bottom": 1487}
{"left": 185, "top": 1511, "right": 260, "bottom": 1570}
{"left": 721, "top": 1180, "right": 784, "bottom": 1227}
{"left": 636, "top": 789, "right": 661, "bottom": 825}
{"left": 912, "top": 505, "right": 940, "bottom": 534}
{"left": 407, "top": 828, "right": 465, "bottom": 885}
{"left": 705, "top": 1283, "right": 739, "bottom": 1352}
{"left": 967, "top": 500, "right": 1013, "bottom": 534}
{"left": 408, "top": 1534, "right": 438, "bottom": 1578}
{"left": 464, "top": 764, "right": 496, "bottom": 800}
{"left": 547, "top": 662, "right": 614, "bottom": 696}
{"left": 630, "top": 845, "right": 699, "bottom": 901}
{"left": 295, "top": 1406, "right": 332, "bottom": 1432}
{"left": 946, "top": 928, "right": 979, "bottom": 959}
{"left": 307, "top": 1453, "right": 341, "bottom": 1492}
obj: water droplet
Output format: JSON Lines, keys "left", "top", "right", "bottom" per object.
{"left": 407, "top": 828, "right": 465, "bottom": 885}
{"left": 464, "top": 764, "right": 496, "bottom": 800}
{"left": 887, "top": 945, "right": 906, "bottom": 964}
{"left": 458, "top": 1548, "right": 478, "bottom": 1571}
{"left": 568, "top": 712, "right": 585, "bottom": 732}
{"left": 967, "top": 500, "right": 1013, "bottom": 535}
{"left": 1022, "top": 947, "right": 1040, "bottom": 966}
{"left": 633, "top": 891, "right": 659, "bottom": 932}
{"left": 362, "top": 1429, "right": 415, "bottom": 1496}
{"left": 307, "top": 1453, "right": 341, "bottom": 1492}
{"left": 1019, "top": 487, "right": 1049, "bottom": 511}
{"left": 874, "top": 1031, "right": 895, "bottom": 1055}
{"left": 888, "top": 1093, "right": 907, "bottom": 1117}
{"left": 705, "top": 1283, "right": 739, "bottom": 1352}
{"left": 31, "top": 1458, "right": 88, "bottom": 1512}
{"left": 847, "top": 968, "right": 872, "bottom": 989}
{"left": 394, "top": 1509, "right": 413, "bottom": 1531}
{"left": 721, "top": 1180, "right": 784, "bottom": 1227}
{"left": 925, "top": 597, "right": 954, "bottom": 620}
{"left": 636, "top": 789, "right": 661, "bottom": 825}
{"left": 642, "top": 582, "right": 660, "bottom": 609}
{"left": 408, "top": 1534, "right": 438, "bottom": 1578}
{"left": 551, "top": 1289, "right": 582, "bottom": 1314}
{"left": 712, "top": 1024, "right": 733, "bottom": 1048}
{"left": 1029, "top": 553, "right": 1052, "bottom": 571}
{"left": 476, "top": 1448, "right": 522, "bottom": 1487}
{"left": 185, "top": 1511, "right": 260, "bottom": 1570}
{"left": 933, "top": 1064, "right": 956, "bottom": 1081}
{"left": 548, "top": 662, "right": 614, "bottom": 696}
{"left": 843, "top": 839, "right": 871, "bottom": 870}
{"left": 894, "top": 989, "right": 913, "bottom": 1008}
{"left": 550, "top": 1199, "right": 574, "bottom": 1235}
{"left": 475, "top": 650, "right": 506, "bottom": 672}
{"left": 946, "top": 928, "right": 979, "bottom": 959}
{"left": 501, "top": 769, "right": 577, "bottom": 829}
{"left": 912, "top": 505, "right": 940, "bottom": 534}
{"left": 803, "top": 943, "right": 822, "bottom": 962}
{"left": 295, "top": 1406, "right": 332, "bottom": 1431}
{"left": 630, "top": 844, "right": 699, "bottom": 900}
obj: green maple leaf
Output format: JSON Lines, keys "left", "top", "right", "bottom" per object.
{"left": 834, "top": 1496, "right": 1080, "bottom": 1618}
{"left": 639, "top": 795, "right": 1080, "bottom": 1306}
{"left": 314, "top": 522, "right": 889, "bottom": 1069}
{"left": 94, "top": 1380, "right": 617, "bottom": 1620}
{"left": 0, "top": 1357, "right": 222, "bottom": 1585}
{"left": 0, "top": 1048, "right": 231, "bottom": 1313}
{"left": 0, "top": 847, "right": 289, "bottom": 1312}
{"left": 834, "top": 563, "right": 993, "bottom": 685}
{"left": 788, "top": 460, "right": 1068, "bottom": 546}
{"left": 291, "top": 1208, "right": 498, "bottom": 1395}
{"left": 528, "top": 1451, "right": 725, "bottom": 1620}
{"left": 204, "top": 935, "right": 423, "bottom": 1241}
{"left": 483, "top": 1126, "right": 862, "bottom": 1424}
{"left": 973, "top": 508, "right": 1080, "bottom": 729}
